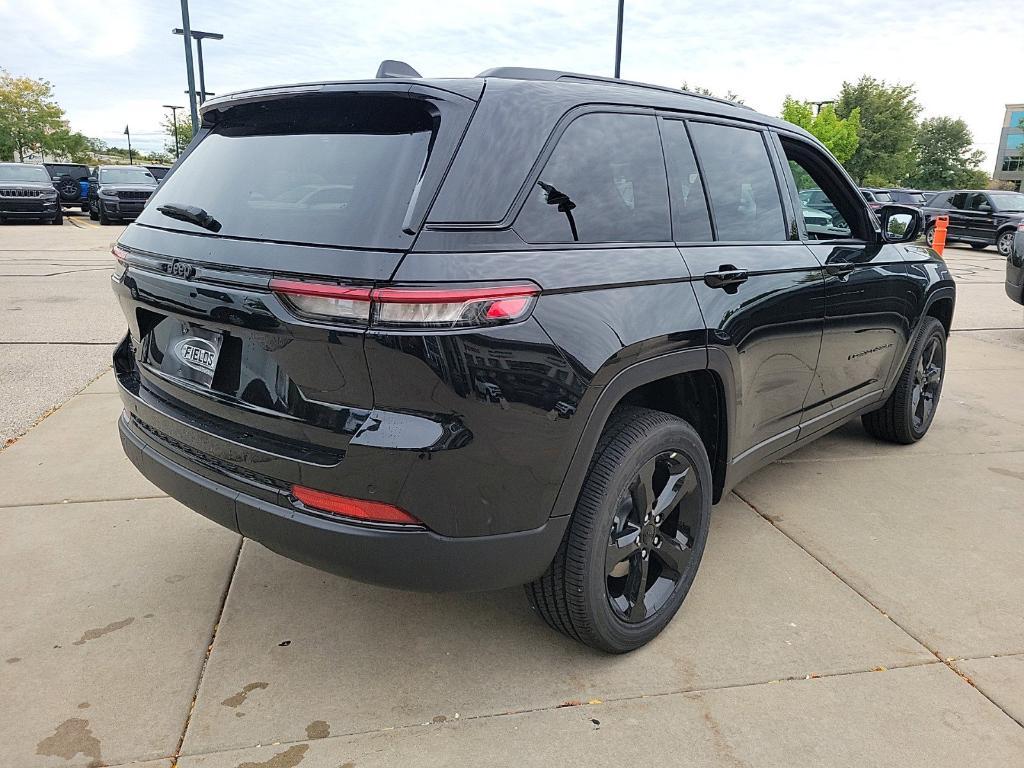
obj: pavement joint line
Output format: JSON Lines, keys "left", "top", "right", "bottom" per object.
{"left": 172, "top": 659, "right": 945, "bottom": 762}
{"left": 732, "top": 489, "right": 1024, "bottom": 732}
{"left": 953, "top": 327, "right": 1024, "bottom": 332}
{"left": 777, "top": 448, "right": 1024, "bottom": 465}
{"left": 0, "top": 267, "right": 114, "bottom": 277}
{"left": 173, "top": 536, "right": 245, "bottom": 765}
{"left": 0, "top": 494, "right": 168, "bottom": 510}
{"left": 0, "top": 341, "right": 118, "bottom": 346}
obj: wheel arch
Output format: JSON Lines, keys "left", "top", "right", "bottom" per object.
{"left": 550, "top": 348, "right": 734, "bottom": 519}
{"left": 923, "top": 287, "right": 956, "bottom": 338}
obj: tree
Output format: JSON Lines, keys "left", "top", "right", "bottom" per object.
{"left": 909, "top": 117, "right": 987, "bottom": 189}
{"left": 836, "top": 76, "right": 921, "bottom": 186}
{"left": 780, "top": 98, "right": 861, "bottom": 163}
{"left": 681, "top": 82, "right": 744, "bottom": 105}
{"left": 162, "top": 113, "right": 193, "bottom": 158}
{"left": 0, "top": 70, "right": 95, "bottom": 162}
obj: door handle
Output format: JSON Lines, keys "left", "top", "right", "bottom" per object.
{"left": 825, "top": 262, "right": 856, "bottom": 278}
{"left": 704, "top": 265, "right": 749, "bottom": 291}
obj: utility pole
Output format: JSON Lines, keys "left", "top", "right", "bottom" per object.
{"left": 614, "top": 0, "right": 624, "bottom": 78}
{"left": 810, "top": 100, "right": 835, "bottom": 115}
{"left": 163, "top": 105, "right": 183, "bottom": 158}
{"left": 174, "top": 28, "right": 224, "bottom": 104}
{"left": 178, "top": 0, "right": 199, "bottom": 132}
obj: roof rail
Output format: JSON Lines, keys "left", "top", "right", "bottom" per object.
{"left": 475, "top": 67, "right": 753, "bottom": 110}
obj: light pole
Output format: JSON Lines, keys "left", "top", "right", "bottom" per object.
{"left": 614, "top": 0, "right": 624, "bottom": 78}
{"left": 163, "top": 104, "right": 183, "bottom": 158}
{"left": 173, "top": 28, "right": 223, "bottom": 104}
{"left": 177, "top": 0, "right": 199, "bottom": 132}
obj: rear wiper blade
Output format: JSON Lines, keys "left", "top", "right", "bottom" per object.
{"left": 156, "top": 202, "right": 222, "bottom": 233}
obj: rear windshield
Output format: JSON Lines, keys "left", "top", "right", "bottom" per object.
{"left": 46, "top": 164, "right": 89, "bottom": 180}
{"left": 100, "top": 167, "right": 157, "bottom": 184}
{"left": 890, "top": 190, "right": 925, "bottom": 205}
{"left": 137, "top": 95, "right": 435, "bottom": 249}
{"left": 873, "top": 190, "right": 892, "bottom": 202}
{"left": 0, "top": 165, "right": 51, "bottom": 183}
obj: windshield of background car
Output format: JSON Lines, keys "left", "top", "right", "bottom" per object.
{"left": 989, "top": 192, "right": 1024, "bottom": 212}
{"left": 0, "top": 165, "right": 51, "bottom": 183}
{"left": 136, "top": 94, "right": 436, "bottom": 249}
{"left": 100, "top": 167, "right": 157, "bottom": 184}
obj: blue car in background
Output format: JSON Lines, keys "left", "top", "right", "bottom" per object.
{"left": 44, "top": 163, "right": 92, "bottom": 212}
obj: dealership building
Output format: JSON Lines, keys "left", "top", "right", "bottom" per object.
{"left": 994, "top": 103, "right": 1024, "bottom": 190}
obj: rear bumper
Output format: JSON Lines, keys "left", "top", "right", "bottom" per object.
{"left": 117, "top": 380, "right": 568, "bottom": 593}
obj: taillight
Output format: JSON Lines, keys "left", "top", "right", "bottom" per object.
{"left": 291, "top": 485, "right": 421, "bottom": 526}
{"left": 112, "top": 244, "right": 128, "bottom": 265}
{"left": 269, "top": 280, "right": 540, "bottom": 329}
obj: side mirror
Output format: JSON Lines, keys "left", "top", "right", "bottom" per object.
{"left": 878, "top": 204, "right": 921, "bottom": 244}
{"left": 977, "top": 203, "right": 992, "bottom": 212}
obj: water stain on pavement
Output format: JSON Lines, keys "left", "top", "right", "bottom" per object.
{"left": 5, "top": 657, "right": 20, "bottom": 663}
{"left": 72, "top": 617, "right": 134, "bottom": 645}
{"left": 305, "top": 720, "right": 330, "bottom": 739}
{"left": 236, "top": 743, "right": 309, "bottom": 768}
{"left": 36, "top": 718, "right": 102, "bottom": 766}
{"left": 222, "top": 681, "right": 270, "bottom": 707}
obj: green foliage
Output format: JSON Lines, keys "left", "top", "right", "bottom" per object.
{"left": 680, "top": 82, "right": 744, "bottom": 105}
{"left": 908, "top": 117, "right": 988, "bottom": 189}
{"left": 836, "top": 76, "right": 921, "bottom": 185}
{"left": 0, "top": 69, "right": 93, "bottom": 162}
{"left": 780, "top": 98, "right": 861, "bottom": 163}
{"left": 162, "top": 113, "right": 193, "bottom": 157}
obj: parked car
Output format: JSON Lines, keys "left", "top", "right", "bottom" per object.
{"left": 923, "top": 189, "right": 1024, "bottom": 255}
{"left": 860, "top": 187, "right": 893, "bottom": 213}
{"left": 0, "top": 162, "right": 62, "bottom": 224}
{"left": 87, "top": 165, "right": 158, "bottom": 224}
{"left": 44, "top": 162, "right": 91, "bottom": 211}
{"left": 1006, "top": 221, "right": 1024, "bottom": 305}
{"left": 886, "top": 188, "right": 928, "bottom": 207}
{"left": 146, "top": 165, "right": 171, "bottom": 181}
{"left": 110, "top": 64, "right": 954, "bottom": 652}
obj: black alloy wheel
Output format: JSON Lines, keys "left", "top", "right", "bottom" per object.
{"left": 606, "top": 450, "right": 701, "bottom": 623}
{"left": 57, "top": 175, "right": 81, "bottom": 202}
{"left": 527, "top": 406, "right": 712, "bottom": 653}
{"left": 998, "top": 231, "right": 1014, "bottom": 257}
{"left": 911, "top": 335, "right": 943, "bottom": 433}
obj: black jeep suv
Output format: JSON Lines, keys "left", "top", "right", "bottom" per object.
{"left": 923, "top": 189, "right": 1024, "bottom": 256}
{"left": 110, "top": 67, "right": 954, "bottom": 652}
{"left": 0, "top": 162, "right": 62, "bottom": 224}
{"left": 44, "top": 162, "right": 91, "bottom": 212}
{"left": 88, "top": 165, "right": 158, "bottom": 224}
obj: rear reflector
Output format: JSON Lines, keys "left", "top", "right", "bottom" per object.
{"left": 269, "top": 279, "right": 539, "bottom": 329}
{"left": 291, "top": 485, "right": 421, "bottom": 526}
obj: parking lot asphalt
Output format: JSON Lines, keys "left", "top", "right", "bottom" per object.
{"left": 1, "top": 223, "right": 1023, "bottom": 767}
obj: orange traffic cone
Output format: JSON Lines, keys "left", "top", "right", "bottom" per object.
{"left": 932, "top": 215, "right": 948, "bottom": 256}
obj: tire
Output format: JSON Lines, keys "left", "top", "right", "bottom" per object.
{"left": 526, "top": 406, "right": 712, "bottom": 653}
{"left": 51, "top": 209, "right": 63, "bottom": 225}
{"left": 80, "top": 203, "right": 88, "bottom": 213}
{"left": 862, "top": 317, "right": 946, "bottom": 444}
{"left": 99, "top": 205, "right": 111, "bottom": 225}
{"left": 925, "top": 223, "right": 935, "bottom": 247}
{"left": 970, "top": 243, "right": 987, "bottom": 250}
{"left": 997, "top": 230, "right": 1015, "bottom": 257}
{"left": 55, "top": 174, "right": 81, "bottom": 203}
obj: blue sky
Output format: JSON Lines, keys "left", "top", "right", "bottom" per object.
{"left": 1, "top": 0, "right": 1020, "bottom": 170}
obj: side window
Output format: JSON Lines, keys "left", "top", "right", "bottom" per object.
{"left": 659, "top": 120, "right": 712, "bottom": 242}
{"left": 516, "top": 112, "right": 670, "bottom": 244}
{"left": 688, "top": 122, "right": 786, "bottom": 241}
{"left": 779, "top": 138, "right": 869, "bottom": 240}
{"left": 951, "top": 193, "right": 967, "bottom": 209}
{"left": 965, "top": 192, "right": 989, "bottom": 211}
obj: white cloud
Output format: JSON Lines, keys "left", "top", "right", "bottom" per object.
{"left": 2, "top": 0, "right": 1020, "bottom": 167}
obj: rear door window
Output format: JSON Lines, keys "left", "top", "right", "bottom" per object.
{"left": 659, "top": 120, "right": 712, "bottom": 242}
{"left": 515, "top": 112, "right": 670, "bottom": 243}
{"left": 688, "top": 122, "right": 786, "bottom": 241}
{"left": 137, "top": 94, "right": 437, "bottom": 250}
{"left": 950, "top": 193, "right": 967, "bottom": 209}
